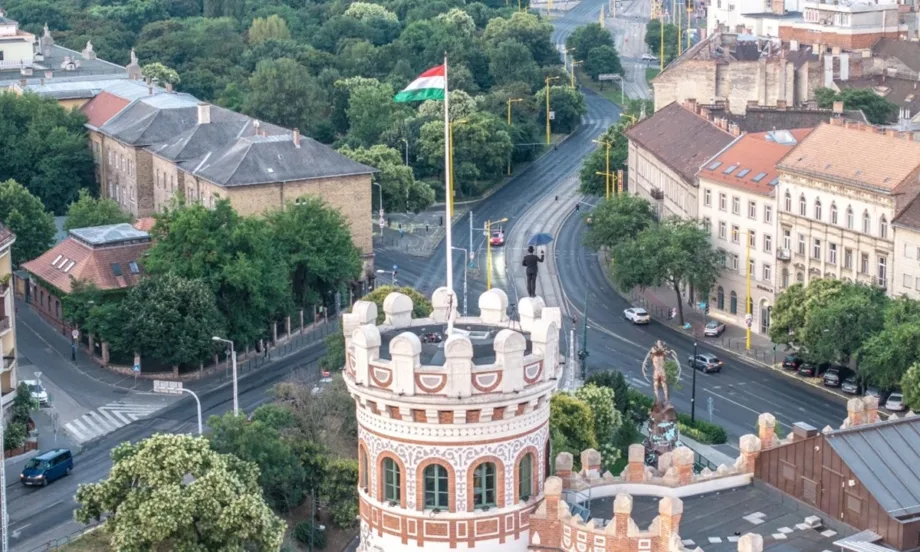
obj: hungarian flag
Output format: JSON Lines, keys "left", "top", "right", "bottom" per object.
{"left": 394, "top": 65, "right": 446, "bottom": 102}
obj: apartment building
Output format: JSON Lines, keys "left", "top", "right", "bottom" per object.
{"left": 775, "top": 120, "right": 920, "bottom": 293}
{"left": 697, "top": 128, "right": 811, "bottom": 333}
{"left": 779, "top": 0, "right": 907, "bottom": 50}
{"left": 893, "top": 196, "right": 920, "bottom": 299}
{"left": 0, "top": 224, "right": 17, "bottom": 410}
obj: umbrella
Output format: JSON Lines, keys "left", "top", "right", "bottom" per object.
{"left": 527, "top": 233, "right": 554, "bottom": 246}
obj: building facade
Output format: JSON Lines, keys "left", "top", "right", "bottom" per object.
{"left": 775, "top": 120, "right": 920, "bottom": 294}
{"left": 697, "top": 129, "right": 811, "bottom": 334}
{"left": 0, "top": 13, "right": 34, "bottom": 70}
{"left": 0, "top": 224, "right": 18, "bottom": 409}
{"left": 779, "top": 0, "right": 907, "bottom": 50}
{"left": 893, "top": 196, "right": 920, "bottom": 299}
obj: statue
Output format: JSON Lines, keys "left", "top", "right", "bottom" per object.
{"left": 640, "top": 340, "right": 681, "bottom": 464}
{"left": 642, "top": 339, "right": 679, "bottom": 405}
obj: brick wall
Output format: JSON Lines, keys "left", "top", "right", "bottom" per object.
{"left": 778, "top": 27, "right": 902, "bottom": 50}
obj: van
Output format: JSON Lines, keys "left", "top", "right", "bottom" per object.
{"left": 20, "top": 449, "right": 73, "bottom": 487}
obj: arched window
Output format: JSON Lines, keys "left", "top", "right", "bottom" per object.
{"left": 814, "top": 198, "right": 822, "bottom": 221}
{"left": 846, "top": 206, "right": 854, "bottom": 229}
{"left": 730, "top": 291, "right": 738, "bottom": 314}
{"left": 799, "top": 195, "right": 807, "bottom": 216}
{"left": 784, "top": 191, "right": 792, "bottom": 212}
{"left": 797, "top": 272, "right": 805, "bottom": 283}
{"left": 383, "top": 458, "right": 401, "bottom": 503}
{"left": 830, "top": 202, "right": 838, "bottom": 225}
{"left": 472, "top": 462, "right": 497, "bottom": 509}
{"left": 880, "top": 216, "right": 888, "bottom": 239}
{"left": 359, "top": 448, "right": 368, "bottom": 489}
{"left": 423, "top": 464, "right": 449, "bottom": 510}
{"left": 519, "top": 454, "right": 533, "bottom": 501}
{"left": 717, "top": 286, "right": 725, "bottom": 310}
{"left": 863, "top": 211, "right": 871, "bottom": 234}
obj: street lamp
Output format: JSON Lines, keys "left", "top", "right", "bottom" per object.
{"left": 544, "top": 76, "right": 560, "bottom": 145}
{"left": 485, "top": 217, "right": 509, "bottom": 290}
{"left": 448, "top": 118, "right": 469, "bottom": 217}
{"left": 451, "top": 246, "right": 469, "bottom": 315}
{"left": 592, "top": 138, "right": 613, "bottom": 200}
{"left": 371, "top": 181, "right": 384, "bottom": 233}
{"left": 376, "top": 267, "right": 397, "bottom": 287}
{"left": 211, "top": 336, "right": 238, "bottom": 416}
{"left": 569, "top": 60, "right": 582, "bottom": 89}
{"left": 506, "top": 98, "right": 523, "bottom": 175}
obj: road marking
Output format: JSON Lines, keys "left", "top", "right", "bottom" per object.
{"left": 64, "top": 400, "right": 169, "bottom": 444}
{"left": 11, "top": 523, "right": 31, "bottom": 539}
{"left": 703, "top": 388, "right": 763, "bottom": 417}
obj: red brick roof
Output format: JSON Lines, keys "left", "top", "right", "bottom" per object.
{"left": 80, "top": 91, "right": 130, "bottom": 129}
{"left": 133, "top": 217, "right": 156, "bottom": 233}
{"left": 697, "top": 129, "right": 813, "bottom": 196}
{"left": 21, "top": 237, "right": 149, "bottom": 293}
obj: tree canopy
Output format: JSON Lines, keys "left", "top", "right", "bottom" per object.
{"left": 815, "top": 87, "right": 898, "bottom": 125}
{"left": 0, "top": 179, "right": 56, "bottom": 266}
{"left": 645, "top": 21, "right": 679, "bottom": 64}
{"left": 63, "top": 189, "right": 133, "bottom": 231}
{"left": 579, "top": 99, "right": 649, "bottom": 195}
{"left": 584, "top": 45, "right": 622, "bottom": 80}
{"left": 583, "top": 192, "right": 656, "bottom": 251}
{"left": 74, "top": 433, "right": 286, "bottom": 551}
{"left": 565, "top": 23, "right": 615, "bottom": 62}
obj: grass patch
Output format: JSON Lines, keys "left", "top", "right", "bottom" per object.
{"left": 645, "top": 67, "right": 661, "bottom": 84}
{"left": 575, "top": 67, "right": 624, "bottom": 106}
{"left": 55, "top": 528, "right": 111, "bottom": 551}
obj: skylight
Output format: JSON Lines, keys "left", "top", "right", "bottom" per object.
{"left": 769, "top": 177, "right": 780, "bottom": 186}
{"left": 723, "top": 165, "right": 737, "bottom": 175}
{"left": 708, "top": 161, "right": 723, "bottom": 170}
{"left": 737, "top": 169, "right": 751, "bottom": 178}
{"left": 51, "top": 254, "right": 62, "bottom": 266}
{"left": 128, "top": 261, "right": 140, "bottom": 274}
{"left": 64, "top": 261, "right": 75, "bottom": 273}
{"left": 752, "top": 172, "right": 768, "bottom": 182}
{"left": 111, "top": 263, "right": 123, "bottom": 277}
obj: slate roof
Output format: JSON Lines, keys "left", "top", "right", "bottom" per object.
{"left": 872, "top": 37, "right": 920, "bottom": 75}
{"left": 626, "top": 102, "right": 735, "bottom": 183}
{"left": 825, "top": 416, "right": 920, "bottom": 519}
{"left": 0, "top": 45, "right": 126, "bottom": 88}
{"left": 100, "top": 93, "right": 224, "bottom": 146}
{"left": 836, "top": 76, "right": 920, "bottom": 123}
{"left": 697, "top": 128, "right": 812, "bottom": 195}
{"left": 720, "top": 107, "right": 867, "bottom": 133}
{"left": 894, "top": 194, "right": 920, "bottom": 230}
{"left": 151, "top": 120, "right": 256, "bottom": 162}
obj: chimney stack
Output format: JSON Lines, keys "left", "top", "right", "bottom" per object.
{"left": 833, "top": 100, "right": 844, "bottom": 114}
{"left": 292, "top": 127, "right": 301, "bottom": 147}
{"left": 197, "top": 102, "right": 211, "bottom": 125}
{"left": 166, "top": 82, "right": 173, "bottom": 93}
{"left": 776, "top": 99, "right": 786, "bottom": 109}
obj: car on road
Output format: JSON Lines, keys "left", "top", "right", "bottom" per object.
{"left": 490, "top": 228, "right": 505, "bottom": 246}
{"left": 21, "top": 379, "right": 48, "bottom": 405}
{"left": 885, "top": 392, "right": 906, "bottom": 411}
{"left": 623, "top": 308, "right": 650, "bottom": 325}
{"left": 841, "top": 377, "right": 862, "bottom": 395}
{"left": 703, "top": 320, "right": 725, "bottom": 337}
{"left": 823, "top": 367, "right": 852, "bottom": 388}
{"left": 641, "top": 53, "right": 658, "bottom": 61}
{"left": 312, "top": 370, "right": 334, "bottom": 395}
{"left": 782, "top": 354, "right": 804, "bottom": 370}
{"left": 688, "top": 353, "right": 723, "bottom": 373}
{"left": 798, "top": 362, "right": 829, "bottom": 378}
{"left": 20, "top": 449, "right": 73, "bottom": 487}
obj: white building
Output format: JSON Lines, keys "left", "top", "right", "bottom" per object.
{"left": 698, "top": 128, "right": 811, "bottom": 334}
{"left": 707, "top": 0, "right": 803, "bottom": 37}
{"left": 893, "top": 197, "right": 920, "bottom": 299}
{"left": 0, "top": 11, "right": 34, "bottom": 70}
{"left": 775, "top": 120, "right": 920, "bottom": 295}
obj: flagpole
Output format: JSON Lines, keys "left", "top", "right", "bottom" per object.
{"left": 443, "top": 53, "right": 455, "bottom": 335}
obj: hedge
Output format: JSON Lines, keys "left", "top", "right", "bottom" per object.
{"left": 626, "top": 389, "right": 728, "bottom": 445}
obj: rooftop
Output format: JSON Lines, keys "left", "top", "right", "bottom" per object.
{"left": 835, "top": 75, "right": 919, "bottom": 124}
{"left": 0, "top": 44, "right": 126, "bottom": 88}
{"left": 626, "top": 102, "right": 735, "bottom": 183}
{"left": 588, "top": 485, "right": 854, "bottom": 551}
{"left": 871, "top": 38, "right": 920, "bottom": 76}
{"left": 658, "top": 34, "right": 815, "bottom": 80}
{"left": 69, "top": 223, "right": 150, "bottom": 246}
{"left": 698, "top": 129, "right": 813, "bottom": 195}
{"left": 80, "top": 91, "right": 130, "bottom": 129}
{"left": 717, "top": 105, "right": 867, "bottom": 133}
{"left": 777, "top": 122, "right": 920, "bottom": 193}
{"left": 894, "top": 194, "right": 920, "bottom": 230}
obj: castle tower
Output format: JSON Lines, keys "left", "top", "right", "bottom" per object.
{"left": 344, "top": 290, "right": 562, "bottom": 552}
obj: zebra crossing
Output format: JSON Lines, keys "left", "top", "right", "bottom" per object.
{"left": 64, "top": 400, "right": 170, "bottom": 444}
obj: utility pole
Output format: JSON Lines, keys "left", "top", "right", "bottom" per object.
{"left": 593, "top": 139, "right": 613, "bottom": 200}
{"left": 506, "top": 98, "right": 523, "bottom": 175}
{"left": 545, "top": 76, "right": 559, "bottom": 145}
{"left": 677, "top": 1, "right": 682, "bottom": 56}
{"left": 452, "top": 247, "right": 469, "bottom": 316}
{"left": 691, "top": 340, "right": 698, "bottom": 422}
{"left": 578, "top": 291, "right": 589, "bottom": 381}
{"left": 1, "top": 402, "right": 7, "bottom": 552}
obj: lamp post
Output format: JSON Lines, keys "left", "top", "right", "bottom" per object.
{"left": 570, "top": 60, "right": 582, "bottom": 88}
{"left": 371, "top": 181, "right": 384, "bottom": 233}
{"left": 544, "top": 76, "right": 560, "bottom": 145}
{"left": 609, "top": 74, "right": 625, "bottom": 105}
{"left": 211, "top": 336, "right": 238, "bottom": 416}
{"left": 449, "top": 119, "right": 469, "bottom": 217}
{"left": 506, "top": 98, "right": 523, "bottom": 175}
{"left": 376, "top": 268, "right": 397, "bottom": 287}
{"left": 400, "top": 138, "right": 409, "bottom": 166}
{"left": 451, "top": 246, "right": 469, "bottom": 315}
{"left": 691, "top": 339, "right": 698, "bottom": 422}
{"left": 592, "top": 138, "right": 613, "bottom": 200}
{"left": 485, "top": 217, "right": 509, "bottom": 290}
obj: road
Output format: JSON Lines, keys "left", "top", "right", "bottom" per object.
{"left": 607, "top": 0, "right": 655, "bottom": 100}
{"left": 8, "top": 341, "right": 327, "bottom": 551}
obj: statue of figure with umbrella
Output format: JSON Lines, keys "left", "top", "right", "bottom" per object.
{"left": 523, "top": 233, "right": 553, "bottom": 297}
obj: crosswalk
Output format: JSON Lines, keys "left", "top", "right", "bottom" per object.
{"left": 64, "top": 400, "right": 168, "bottom": 444}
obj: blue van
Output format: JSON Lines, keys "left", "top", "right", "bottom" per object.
{"left": 20, "top": 449, "right": 73, "bottom": 487}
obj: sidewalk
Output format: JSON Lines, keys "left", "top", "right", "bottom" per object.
{"left": 4, "top": 408, "right": 82, "bottom": 487}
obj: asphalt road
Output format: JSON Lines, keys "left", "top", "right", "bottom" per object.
{"left": 8, "top": 342, "right": 326, "bottom": 552}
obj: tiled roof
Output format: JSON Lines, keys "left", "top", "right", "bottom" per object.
{"left": 133, "top": 217, "right": 156, "bottom": 233}
{"left": 626, "top": 102, "right": 735, "bottom": 182}
{"left": 21, "top": 234, "right": 150, "bottom": 293}
{"left": 777, "top": 122, "right": 920, "bottom": 191}
{"left": 872, "top": 37, "right": 920, "bottom": 74}
{"left": 697, "top": 128, "right": 813, "bottom": 195}
{"left": 80, "top": 91, "right": 130, "bottom": 129}
{"left": 894, "top": 194, "right": 920, "bottom": 230}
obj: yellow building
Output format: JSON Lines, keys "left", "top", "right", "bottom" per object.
{"left": 0, "top": 224, "right": 18, "bottom": 409}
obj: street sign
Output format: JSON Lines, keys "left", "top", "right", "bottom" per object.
{"left": 548, "top": 111, "right": 556, "bottom": 120}
{"left": 469, "top": 251, "right": 475, "bottom": 260}
{"left": 71, "top": 329, "right": 79, "bottom": 341}
{"left": 153, "top": 380, "right": 184, "bottom": 395}
{"left": 133, "top": 353, "right": 141, "bottom": 373}
{"left": 598, "top": 74, "right": 617, "bottom": 81}
{"left": 745, "top": 313, "right": 753, "bottom": 328}
{"left": 393, "top": 264, "right": 398, "bottom": 271}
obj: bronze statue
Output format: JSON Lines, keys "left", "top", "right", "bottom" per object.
{"left": 642, "top": 340, "right": 678, "bottom": 406}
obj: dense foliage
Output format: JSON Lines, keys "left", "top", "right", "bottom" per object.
{"left": 0, "top": 179, "right": 56, "bottom": 266}
{"left": 579, "top": 99, "right": 650, "bottom": 195}
{"left": 815, "top": 87, "right": 898, "bottom": 125}
{"left": 63, "top": 189, "right": 134, "bottom": 231}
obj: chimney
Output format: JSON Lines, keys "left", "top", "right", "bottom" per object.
{"left": 833, "top": 100, "right": 844, "bottom": 114}
{"left": 197, "top": 102, "right": 211, "bottom": 125}
{"left": 790, "top": 39, "right": 799, "bottom": 51}
{"left": 832, "top": 45, "right": 841, "bottom": 56}
{"left": 864, "top": 395, "right": 879, "bottom": 424}
{"left": 758, "top": 413, "right": 776, "bottom": 449}
{"left": 658, "top": 497, "right": 684, "bottom": 544}
{"left": 729, "top": 122, "right": 742, "bottom": 136}
{"left": 846, "top": 397, "right": 866, "bottom": 427}
{"left": 776, "top": 99, "right": 787, "bottom": 109}
{"left": 166, "top": 82, "right": 173, "bottom": 93}
{"left": 685, "top": 98, "right": 698, "bottom": 113}
{"left": 292, "top": 127, "right": 300, "bottom": 147}
{"left": 886, "top": 129, "right": 899, "bottom": 137}
{"left": 792, "top": 422, "right": 818, "bottom": 442}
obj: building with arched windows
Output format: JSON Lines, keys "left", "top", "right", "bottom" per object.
{"left": 344, "top": 288, "right": 561, "bottom": 552}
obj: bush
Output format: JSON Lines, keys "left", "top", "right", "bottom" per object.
{"left": 3, "top": 421, "right": 26, "bottom": 451}
{"left": 293, "top": 521, "right": 327, "bottom": 549}
{"left": 676, "top": 413, "right": 727, "bottom": 445}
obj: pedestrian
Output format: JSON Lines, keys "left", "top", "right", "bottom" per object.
{"left": 522, "top": 246, "right": 545, "bottom": 298}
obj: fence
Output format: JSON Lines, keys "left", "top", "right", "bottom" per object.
{"left": 25, "top": 521, "right": 104, "bottom": 552}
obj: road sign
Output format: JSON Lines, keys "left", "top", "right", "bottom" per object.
{"left": 598, "top": 74, "right": 617, "bottom": 81}
{"left": 745, "top": 313, "right": 753, "bottom": 328}
{"left": 153, "top": 380, "right": 184, "bottom": 395}
{"left": 133, "top": 353, "right": 141, "bottom": 373}
{"left": 469, "top": 251, "right": 475, "bottom": 260}
{"left": 71, "top": 329, "right": 79, "bottom": 341}
{"left": 548, "top": 111, "right": 556, "bottom": 120}
{"left": 393, "top": 264, "right": 398, "bottom": 271}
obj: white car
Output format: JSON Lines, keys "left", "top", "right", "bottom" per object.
{"left": 21, "top": 380, "right": 48, "bottom": 405}
{"left": 624, "top": 308, "right": 650, "bottom": 325}
{"left": 885, "top": 392, "right": 906, "bottom": 412}
{"left": 641, "top": 53, "right": 658, "bottom": 61}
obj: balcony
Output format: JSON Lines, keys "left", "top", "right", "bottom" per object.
{"left": 3, "top": 355, "right": 13, "bottom": 371}
{"left": 0, "top": 316, "right": 9, "bottom": 335}
{"left": 776, "top": 249, "right": 791, "bottom": 261}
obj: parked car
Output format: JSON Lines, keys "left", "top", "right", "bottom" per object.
{"left": 688, "top": 353, "right": 723, "bottom": 373}
{"left": 20, "top": 449, "right": 73, "bottom": 487}
{"left": 623, "top": 308, "right": 650, "bottom": 325}
{"left": 490, "top": 228, "right": 505, "bottom": 246}
{"left": 841, "top": 377, "right": 862, "bottom": 395}
{"left": 782, "top": 354, "right": 804, "bottom": 370}
{"left": 703, "top": 320, "right": 725, "bottom": 337}
{"left": 641, "top": 53, "right": 658, "bottom": 61}
{"left": 865, "top": 385, "right": 883, "bottom": 400}
{"left": 21, "top": 379, "right": 48, "bottom": 406}
{"left": 798, "top": 362, "right": 829, "bottom": 378}
{"left": 823, "top": 367, "right": 853, "bottom": 388}
{"left": 885, "top": 392, "right": 907, "bottom": 412}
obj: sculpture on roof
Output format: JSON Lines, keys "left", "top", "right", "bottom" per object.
{"left": 642, "top": 339, "right": 679, "bottom": 405}
{"left": 40, "top": 22, "right": 54, "bottom": 58}
{"left": 126, "top": 48, "right": 142, "bottom": 80}
{"left": 641, "top": 340, "right": 681, "bottom": 464}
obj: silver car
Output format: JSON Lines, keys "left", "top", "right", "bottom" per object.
{"left": 624, "top": 308, "right": 650, "bottom": 324}
{"left": 21, "top": 380, "right": 48, "bottom": 406}
{"left": 703, "top": 320, "right": 725, "bottom": 337}
{"left": 885, "top": 393, "right": 906, "bottom": 412}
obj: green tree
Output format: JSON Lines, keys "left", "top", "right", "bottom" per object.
{"left": 645, "top": 21, "right": 679, "bottom": 64}
{"left": 339, "top": 145, "right": 435, "bottom": 213}
{"left": 266, "top": 196, "right": 363, "bottom": 309}
{"left": 482, "top": 11, "right": 556, "bottom": 66}
{"left": 799, "top": 282, "right": 886, "bottom": 366}
{"left": 550, "top": 393, "right": 597, "bottom": 455}
{"left": 319, "top": 332, "right": 346, "bottom": 373}
{"left": 856, "top": 296, "right": 920, "bottom": 389}
{"left": 0, "top": 179, "right": 56, "bottom": 266}
{"left": 61, "top": 279, "right": 104, "bottom": 330}
{"left": 344, "top": 2, "right": 399, "bottom": 23}
{"left": 583, "top": 45, "right": 623, "bottom": 80}
{"left": 321, "top": 458, "right": 360, "bottom": 528}
{"left": 815, "top": 87, "right": 899, "bottom": 125}
{"left": 203, "top": 0, "right": 244, "bottom": 18}
{"left": 244, "top": 58, "right": 329, "bottom": 138}
{"left": 75, "top": 433, "right": 285, "bottom": 551}
{"left": 141, "top": 61, "right": 181, "bottom": 85}
{"left": 768, "top": 282, "right": 807, "bottom": 346}
{"left": 574, "top": 383, "right": 622, "bottom": 445}
{"left": 144, "top": 201, "right": 292, "bottom": 346}
{"left": 901, "top": 362, "right": 920, "bottom": 412}
{"left": 565, "top": 23, "right": 615, "bottom": 62}
{"left": 87, "top": 0, "right": 169, "bottom": 32}
{"left": 583, "top": 193, "right": 656, "bottom": 250}
{"left": 63, "top": 189, "right": 133, "bottom": 231}
{"left": 585, "top": 370, "right": 630, "bottom": 414}
{"left": 488, "top": 40, "right": 540, "bottom": 88}
{"left": 116, "top": 272, "right": 224, "bottom": 372}
{"left": 248, "top": 14, "right": 291, "bottom": 45}
{"left": 343, "top": 79, "right": 398, "bottom": 147}
{"left": 610, "top": 218, "right": 721, "bottom": 324}
{"left": 207, "top": 408, "right": 307, "bottom": 512}
{"left": 579, "top": 101, "right": 647, "bottom": 194}
{"left": 361, "top": 285, "right": 433, "bottom": 324}
{"left": 535, "top": 85, "right": 587, "bottom": 134}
